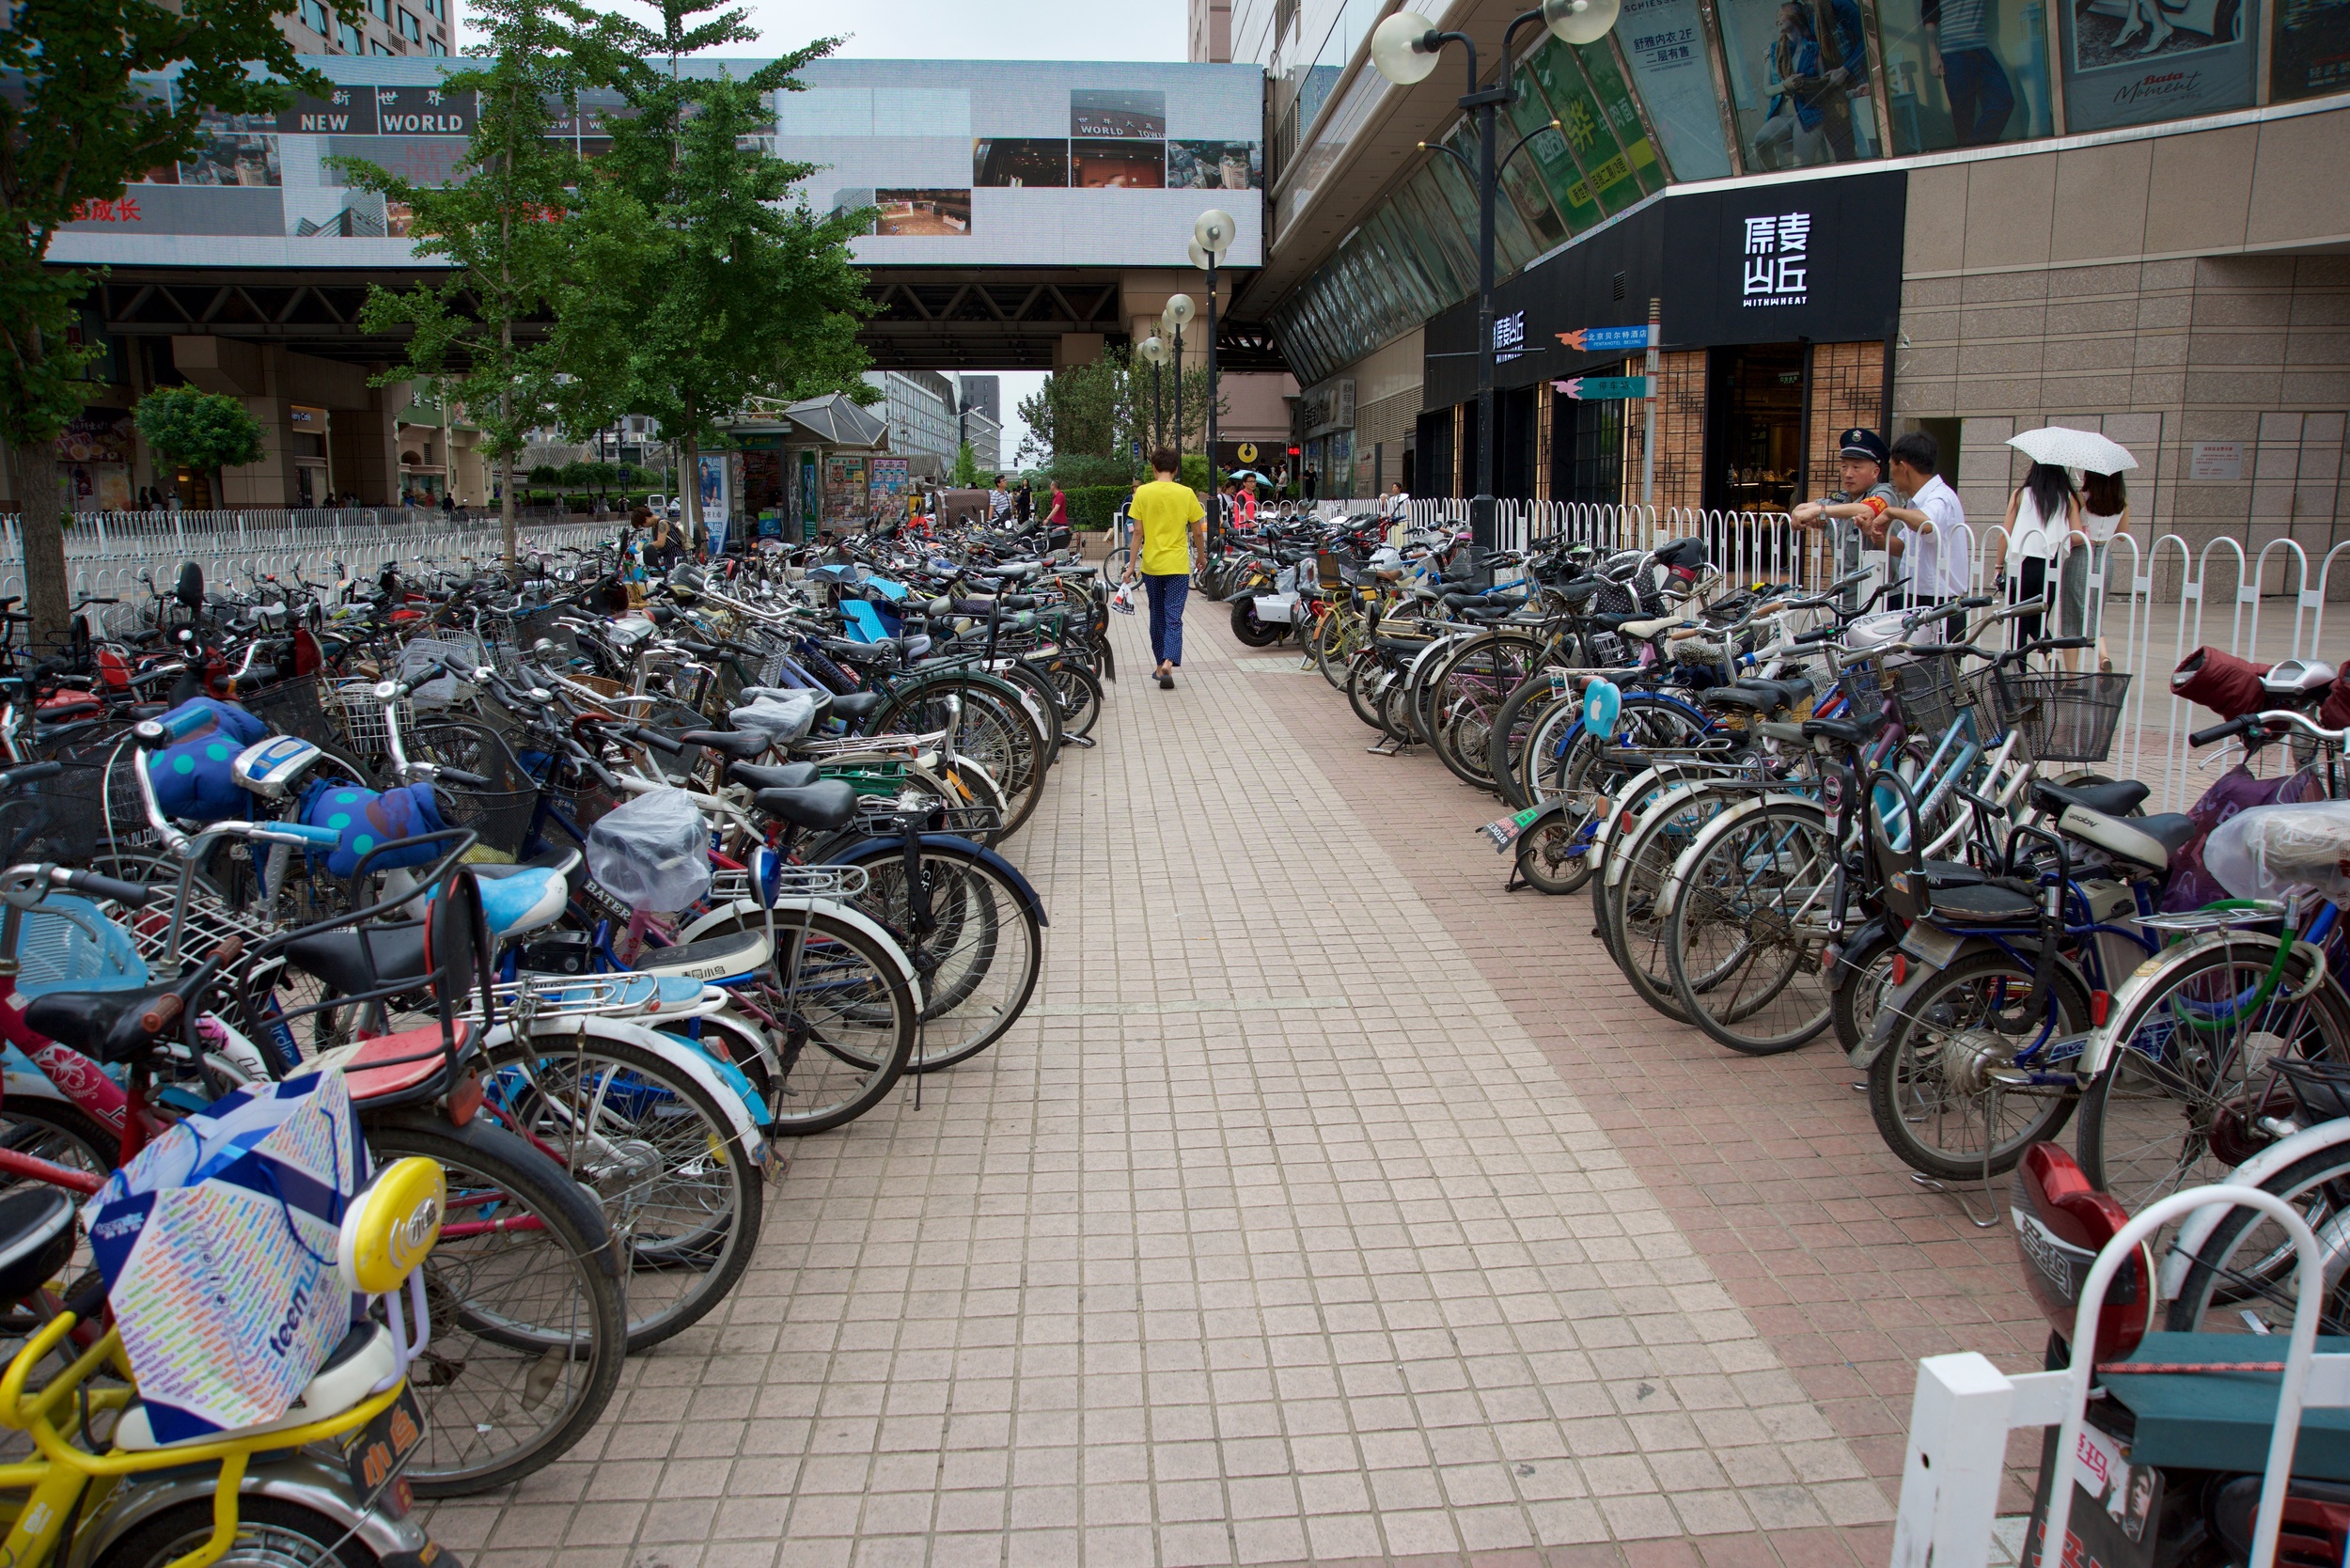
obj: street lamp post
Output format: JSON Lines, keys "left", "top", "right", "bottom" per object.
{"left": 1369, "top": 0, "right": 1618, "bottom": 568}
{"left": 1191, "top": 210, "right": 1235, "bottom": 547}
{"left": 1164, "top": 294, "right": 1195, "bottom": 476}
{"left": 1138, "top": 335, "right": 1168, "bottom": 456}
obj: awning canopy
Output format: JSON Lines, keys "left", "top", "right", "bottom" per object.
{"left": 779, "top": 393, "right": 887, "bottom": 448}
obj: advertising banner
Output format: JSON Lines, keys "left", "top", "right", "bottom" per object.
{"left": 797, "top": 450, "right": 819, "bottom": 539}
{"left": 822, "top": 454, "right": 868, "bottom": 528}
{"left": 2058, "top": 0, "right": 2255, "bottom": 128}
{"left": 2272, "top": 0, "right": 2350, "bottom": 99}
{"left": 870, "top": 457, "right": 911, "bottom": 513}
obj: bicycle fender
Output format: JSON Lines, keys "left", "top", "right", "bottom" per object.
{"left": 820, "top": 833, "right": 1049, "bottom": 927}
{"left": 2076, "top": 930, "right": 2248, "bottom": 1087}
{"left": 1848, "top": 933, "right": 2013, "bottom": 1070}
{"left": 1825, "top": 916, "right": 1893, "bottom": 995}
{"left": 365, "top": 1109, "right": 620, "bottom": 1278}
{"left": 1653, "top": 792, "right": 1818, "bottom": 924}
{"left": 1580, "top": 761, "right": 1666, "bottom": 864}
{"left": 478, "top": 1013, "right": 771, "bottom": 1166}
{"left": 2156, "top": 1115, "right": 2350, "bottom": 1300}
{"left": 1603, "top": 781, "right": 1717, "bottom": 893}
{"left": 677, "top": 897, "right": 925, "bottom": 1006}
{"left": 80, "top": 1450, "right": 440, "bottom": 1568}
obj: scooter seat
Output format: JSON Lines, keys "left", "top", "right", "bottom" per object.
{"left": 2031, "top": 778, "right": 2151, "bottom": 818}
{"left": 24, "top": 983, "right": 180, "bottom": 1064}
{"left": 1923, "top": 881, "right": 2038, "bottom": 922}
{"left": 2060, "top": 807, "right": 2196, "bottom": 871}
{"left": 115, "top": 1323, "right": 399, "bottom": 1451}
{"left": 281, "top": 924, "right": 428, "bottom": 997}
{"left": 728, "top": 760, "right": 822, "bottom": 792}
{"left": 827, "top": 691, "right": 887, "bottom": 722}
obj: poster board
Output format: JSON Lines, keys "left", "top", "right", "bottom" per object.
{"left": 822, "top": 454, "right": 869, "bottom": 528}
{"left": 870, "top": 457, "right": 910, "bottom": 515}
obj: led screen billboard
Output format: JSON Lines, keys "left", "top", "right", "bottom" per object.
{"left": 48, "top": 57, "right": 1263, "bottom": 270}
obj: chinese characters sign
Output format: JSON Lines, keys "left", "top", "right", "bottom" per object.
{"left": 1740, "top": 212, "right": 1811, "bottom": 306}
{"left": 1494, "top": 310, "right": 1528, "bottom": 363}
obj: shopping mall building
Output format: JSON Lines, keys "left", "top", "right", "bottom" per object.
{"left": 1214, "top": 0, "right": 2350, "bottom": 562}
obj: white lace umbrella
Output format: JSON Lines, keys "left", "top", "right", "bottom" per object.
{"left": 2007, "top": 427, "right": 2138, "bottom": 474}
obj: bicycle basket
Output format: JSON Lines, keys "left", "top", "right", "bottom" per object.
{"left": 1891, "top": 659, "right": 1992, "bottom": 739}
{"left": 5, "top": 735, "right": 154, "bottom": 862}
{"left": 239, "top": 673, "right": 331, "bottom": 746}
{"left": 1990, "top": 670, "right": 2132, "bottom": 762}
{"left": 414, "top": 720, "right": 537, "bottom": 860}
{"left": 2268, "top": 1055, "right": 2350, "bottom": 1124}
{"left": 1836, "top": 651, "right": 1889, "bottom": 711}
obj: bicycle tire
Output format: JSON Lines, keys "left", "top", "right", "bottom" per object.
{"left": 834, "top": 841, "right": 1044, "bottom": 1072}
{"left": 1607, "top": 787, "right": 1737, "bottom": 1026}
{"left": 1513, "top": 812, "right": 1593, "bottom": 895}
{"left": 1664, "top": 797, "right": 1838, "bottom": 1055}
{"left": 2077, "top": 939, "right": 2350, "bottom": 1218}
{"left": 1865, "top": 951, "right": 2089, "bottom": 1181}
{"left": 361, "top": 1112, "right": 625, "bottom": 1497}
{"left": 1346, "top": 660, "right": 1386, "bottom": 732}
{"left": 95, "top": 1497, "right": 376, "bottom": 1568}
{"left": 2164, "top": 1142, "right": 2350, "bottom": 1337}
{"left": 1828, "top": 923, "right": 1904, "bottom": 1057}
{"left": 711, "top": 905, "right": 920, "bottom": 1134}
{"left": 1487, "top": 672, "right": 1563, "bottom": 809}
{"left": 477, "top": 1027, "right": 762, "bottom": 1352}
{"left": 1425, "top": 633, "right": 1545, "bottom": 792}
{"left": 1049, "top": 663, "right": 1104, "bottom": 739}
{"left": 871, "top": 674, "right": 1049, "bottom": 839}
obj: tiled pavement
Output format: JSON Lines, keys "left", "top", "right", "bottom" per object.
{"left": 424, "top": 595, "right": 2052, "bottom": 1568}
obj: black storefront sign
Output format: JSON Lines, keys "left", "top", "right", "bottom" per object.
{"left": 1424, "top": 169, "right": 1906, "bottom": 406}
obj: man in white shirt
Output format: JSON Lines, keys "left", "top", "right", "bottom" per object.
{"left": 1881, "top": 431, "right": 1973, "bottom": 634}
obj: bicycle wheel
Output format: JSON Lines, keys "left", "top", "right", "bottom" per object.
{"left": 1866, "top": 952, "right": 2089, "bottom": 1181}
{"left": 1346, "top": 660, "right": 1386, "bottom": 732}
{"left": 1313, "top": 606, "right": 1358, "bottom": 690}
{"left": 1829, "top": 923, "right": 1904, "bottom": 1057}
{"left": 1608, "top": 788, "right": 1737, "bottom": 1026}
{"left": 842, "top": 842, "right": 1044, "bottom": 1072}
{"left": 478, "top": 1027, "right": 762, "bottom": 1351}
{"left": 1513, "top": 812, "right": 1594, "bottom": 895}
{"left": 1487, "top": 672, "right": 1562, "bottom": 809}
{"left": 750, "top": 907, "right": 921, "bottom": 1134}
{"left": 1047, "top": 662, "right": 1104, "bottom": 739}
{"left": 2077, "top": 939, "right": 2350, "bottom": 1218}
{"left": 361, "top": 1112, "right": 625, "bottom": 1497}
{"left": 872, "top": 675, "right": 1049, "bottom": 840}
{"left": 1426, "top": 634, "right": 1545, "bottom": 792}
{"left": 2165, "top": 1142, "right": 2350, "bottom": 1338}
{"left": 1664, "top": 799, "right": 1839, "bottom": 1055}
{"left": 95, "top": 1497, "right": 377, "bottom": 1568}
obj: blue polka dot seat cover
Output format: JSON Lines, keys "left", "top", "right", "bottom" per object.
{"left": 149, "top": 698, "right": 270, "bottom": 823}
{"left": 297, "top": 780, "right": 449, "bottom": 880}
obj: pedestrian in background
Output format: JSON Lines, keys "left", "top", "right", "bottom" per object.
{"left": 1789, "top": 427, "right": 1895, "bottom": 606}
{"left": 1880, "top": 431, "right": 1971, "bottom": 632}
{"left": 2080, "top": 470, "right": 2131, "bottom": 671}
{"left": 1046, "top": 482, "right": 1067, "bottom": 528}
{"left": 1990, "top": 461, "right": 2082, "bottom": 649}
{"left": 1014, "top": 478, "right": 1033, "bottom": 525}
{"left": 1123, "top": 447, "right": 1206, "bottom": 690}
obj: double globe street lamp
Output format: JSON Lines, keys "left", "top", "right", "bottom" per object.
{"left": 1369, "top": 0, "right": 1619, "bottom": 563}
{"left": 1190, "top": 208, "right": 1236, "bottom": 545}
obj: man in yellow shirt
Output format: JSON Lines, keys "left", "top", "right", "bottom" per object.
{"left": 1123, "top": 447, "right": 1207, "bottom": 689}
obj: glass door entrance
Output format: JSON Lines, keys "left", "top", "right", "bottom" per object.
{"left": 1702, "top": 343, "right": 1807, "bottom": 514}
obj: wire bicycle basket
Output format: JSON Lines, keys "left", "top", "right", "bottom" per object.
{"left": 1990, "top": 670, "right": 2132, "bottom": 762}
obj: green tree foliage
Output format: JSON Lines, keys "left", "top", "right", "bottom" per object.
{"left": 557, "top": 0, "right": 873, "bottom": 547}
{"left": 1014, "top": 349, "right": 1220, "bottom": 475}
{"left": 527, "top": 463, "right": 563, "bottom": 487}
{"left": 133, "top": 387, "right": 266, "bottom": 475}
{"left": 337, "top": 0, "right": 634, "bottom": 567}
{"left": 951, "top": 442, "right": 980, "bottom": 488}
{"left": 0, "top": 0, "right": 321, "bottom": 637}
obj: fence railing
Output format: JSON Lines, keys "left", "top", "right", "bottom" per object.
{"left": 0, "top": 511, "right": 606, "bottom": 605}
{"left": 1314, "top": 495, "right": 2350, "bottom": 814}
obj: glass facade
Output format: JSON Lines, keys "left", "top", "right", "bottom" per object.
{"left": 1264, "top": 0, "right": 2346, "bottom": 387}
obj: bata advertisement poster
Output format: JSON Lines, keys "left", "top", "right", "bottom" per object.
{"left": 2058, "top": 0, "right": 2255, "bottom": 128}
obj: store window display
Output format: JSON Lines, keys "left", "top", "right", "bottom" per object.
{"left": 1876, "top": 0, "right": 2053, "bottom": 149}
{"left": 1716, "top": 0, "right": 1883, "bottom": 168}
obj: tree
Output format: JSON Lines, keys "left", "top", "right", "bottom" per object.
{"left": 0, "top": 1, "right": 321, "bottom": 639}
{"left": 337, "top": 0, "right": 634, "bottom": 568}
{"left": 133, "top": 387, "right": 266, "bottom": 490}
{"left": 526, "top": 463, "right": 562, "bottom": 488}
{"left": 1014, "top": 349, "right": 1220, "bottom": 472}
{"left": 557, "top": 2, "right": 873, "bottom": 549}
{"left": 951, "top": 442, "right": 980, "bottom": 488}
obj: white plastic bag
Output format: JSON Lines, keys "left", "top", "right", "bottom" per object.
{"left": 1110, "top": 580, "right": 1137, "bottom": 616}
{"left": 728, "top": 687, "right": 820, "bottom": 745}
{"left": 2204, "top": 801, "right": 2350, "bottom": 902}
{"left": 587, "top": 786, "right": 713, "bottom": 913}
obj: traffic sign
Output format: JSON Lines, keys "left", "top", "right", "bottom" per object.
{"left": 1554, "top": 375, "right": 1650, "bottom": 400}
{"left": 1555, "top": 324, "right": 1658, "bottom": 353}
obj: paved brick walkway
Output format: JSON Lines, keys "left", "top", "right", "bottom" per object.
{"left": 425, "top": 595, "right": 2051, "bottom": 1568}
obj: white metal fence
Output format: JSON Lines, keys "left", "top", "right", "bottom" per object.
{"left": 0, "top": 510, "right": 608, "bottom": 605}
{"left": 1315, "top": 494, "right": 2350, "bottom": 813}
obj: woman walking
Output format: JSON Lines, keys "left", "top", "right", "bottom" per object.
{"left": 1991, "top": 461, "right": 2084, "bottom": 649}
{"left": 2080, "top": 469, "right": 2131, "bottom": 671}
{"left": 1122, "top": 447, "right": 1207, "bottom": 689}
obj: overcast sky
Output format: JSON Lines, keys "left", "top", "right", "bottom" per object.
{"left": 458, "top": 0, "right": 1191, "bottom": 465}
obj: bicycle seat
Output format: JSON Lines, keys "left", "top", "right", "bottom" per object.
{"left": 24, "top": 982, "right": 182, "bottom": 1063}
{"left": 1622, "top": 616, "right": 1684, "bottom": 639}
{"left": 728, "top": 760, "right": 822, "bottom": 792}
{"left": 115, "top": 1321, "right": 399, "bottom": 1451}
{"left": 475, "top": 866, "right": 567, "bottom": 942}
{"left": 630, "top": 927, "right": 769, "bottom": 982}
{"left": 1921, "top": 880, "right": 2039, "bottom": 923}
{"left": 1801, "top": 713, "right": 1884, "bottom": 746}
{"left": 0, "top": 1186, "right": 76, "bottom": 1303}
{"left": 679, "top": 728, "right": 767, "bottom": 760}
{"left": 1736, "top": 675, "right": 1814, "bottom": 710}
{"left": 827, "top": 691, "right": 887, "bottom": 722}
{"left": 2031, "top": 778, "right": 2150, "bottom": 818}
{"left": 474, "top": 846, "right": 586, "bottom": 890}
{"left": 1702, "top": 688, "right": 1772, "bottom": 714}
{"left": 753, "top": 780, "right": 859, "bottom": 831}
{"left": 2059, "top": 807, "right": 2196, "bottom": 871}
{"left": 280, "top": 923, "right": 429, "bottom": 997}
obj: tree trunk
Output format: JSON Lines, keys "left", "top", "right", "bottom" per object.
{"left": 9, "top": 440, "right": 70, "bottom": 646}
{"left": 681, "top": 421, "right": 701, "bottom": 557}
{"left": 499, "top": 450, "right": 516, "bottom": 568}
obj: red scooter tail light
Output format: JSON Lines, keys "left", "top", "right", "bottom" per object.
{"left": 2013, "top": 1142, "right": 2150, "bottom": 1362}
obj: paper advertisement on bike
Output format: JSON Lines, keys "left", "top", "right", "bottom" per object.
{"left": 84, "top": 1069, "right": 368, "bottom": 1443}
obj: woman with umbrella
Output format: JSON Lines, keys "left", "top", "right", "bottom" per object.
{"left": 2002, "top": 427, "right": 2138, "bottom": 670}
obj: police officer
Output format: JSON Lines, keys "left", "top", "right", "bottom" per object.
{"left": 1791, "top": 427, "right": 1897, "bottom": 608}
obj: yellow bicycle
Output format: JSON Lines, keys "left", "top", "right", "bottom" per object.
{"left": 0, "top": 1155, "right": 457, "bottom": 1568}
